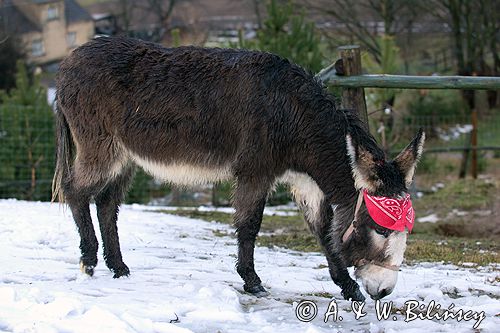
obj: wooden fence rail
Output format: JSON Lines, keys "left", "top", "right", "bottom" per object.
{"left": 319, "top": 72, "right": 500, "bottom": 90}
{"left": 316, "top": 45, "right": 500, "bottom": 179}
{"left": 392, "top": 146, "right": 500, "bottom": 154}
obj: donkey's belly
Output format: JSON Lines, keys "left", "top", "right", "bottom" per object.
{"left": 130, "top": 153, "right": 233, "bottom": 186}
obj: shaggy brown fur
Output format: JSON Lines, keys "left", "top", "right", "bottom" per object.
{"left": 54, "top": 36, "right": 424, "bottom": 301}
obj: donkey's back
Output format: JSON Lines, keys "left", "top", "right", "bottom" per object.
{"left": 56, "top": 37, "right": 316, "bottom": 189}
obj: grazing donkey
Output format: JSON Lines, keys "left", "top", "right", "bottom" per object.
{"left": 53, "top": 37, "right": 424, "bottom": 301}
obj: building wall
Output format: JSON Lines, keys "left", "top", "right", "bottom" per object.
{"left": 13, "top": 0, "right": 94, "bottom": 64}
{"left": 66, "top": 21, "right": 95, "bottom": 51}
{"left": 39, "top": 2, "right": 68, "bottom": 63}
{"left": 20, "top": 31, "right": 44, "bottom": 61}
{"left": 12, "top": 0, "right": 49, "bottom": 25}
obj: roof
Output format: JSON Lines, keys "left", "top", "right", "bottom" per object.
{"left": 32, "top": 0, "right": 59, "bottom": 3}
{"left": 0, "top": 2, "right": 41, "bottom": 34}
{"left": 65, "top": 0, "right": 92, "bottom": 25}
{"left": 84, "top": 0, "right": 258, "bottom": 32}
{"left": 0, "top": 0, "right": 92, "bottom": 35}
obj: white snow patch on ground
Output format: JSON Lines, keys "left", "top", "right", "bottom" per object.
{"left": 417, "top": 213, "right": 440, "bottom": 223}
{"left": 142, "top": 204, "right": 299, "bottom": 216}
{"left": 0, "top": 200, "right": 499, "bottom": 332}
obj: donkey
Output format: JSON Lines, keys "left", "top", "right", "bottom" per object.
{"left": 53, "top": 36, "right": 424, "bottom": 302}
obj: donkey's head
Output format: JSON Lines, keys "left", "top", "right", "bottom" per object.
{"left": 341, "top": 129, "right": 425, "bottom": 300}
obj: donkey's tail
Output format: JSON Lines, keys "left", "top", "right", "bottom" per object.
{"left": 51, "top": 101, "right": 73, "bottom": 203}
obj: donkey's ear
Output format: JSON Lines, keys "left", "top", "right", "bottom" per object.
{"left": 394, "top": 129, "right": 425, "bottom": 187}
{"left": 346, "top": 134, "right": 382, "bottom": 192}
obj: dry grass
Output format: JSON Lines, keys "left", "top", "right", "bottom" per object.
{"left": 157, "top": 176, "right": 500, "bottom": 267}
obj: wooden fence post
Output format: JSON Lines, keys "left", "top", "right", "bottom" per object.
{"left": 470, "top": 108, "right": 478, "bottom": 179}
{"left": 337, "top": 45, "right": 369, "bottom": 127}
{"left": 458, "top": 134, "right": 471, "bottom": 179}
{"left": 458, "top": 108, "right": 479, "bottom": 179}
{"left": 212, "top": 184, "right": 220, "bottom": 207}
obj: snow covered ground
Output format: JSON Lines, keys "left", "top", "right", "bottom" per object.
{"left": 0, "top": 200, "right": 498, "bottom": 332}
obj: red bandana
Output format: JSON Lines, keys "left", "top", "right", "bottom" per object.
{"left": 363, "top": 190, "right": 415, "bottom": 232}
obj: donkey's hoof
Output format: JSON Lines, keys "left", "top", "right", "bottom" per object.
{"left": 112, "top": 265, "right": 130, "bottom": 278}
{"left": 341, "top": 285, "right": 365, "bottom": 302}
{"left": 244, "top": 284, "right": 269, "bottom": 297}
{"left": 79, "top": 261, "right": 95, "bottom": 277}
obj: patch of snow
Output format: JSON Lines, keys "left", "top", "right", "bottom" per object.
{"left": 143, "top": 204, "right": 299, "bottom": 216}
{"left": 472, "top": 210, "right": 492, "bottom": 217}
{"left": 0, "top": 200, "right": 498, "bottom": 332}
{"left": 436, "top": 124, "right": 473, "bottom": 142}
{"left": 461, "top": 262, "right": 478, "bottom": 267}
{"left": 47, "top": 87, "right": 57, "bottom": 106}
{"left": 418, "top": 213, "right": 440, "bottom": 223}
{"left": 450, "top": 209, "right": 469, "bottom": 217}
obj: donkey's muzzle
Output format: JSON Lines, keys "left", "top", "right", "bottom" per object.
{"left": 370, "top": 287, "right": 392, "bottom": 300}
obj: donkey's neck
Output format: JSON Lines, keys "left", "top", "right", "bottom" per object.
{"left": 294, "top": 108, "right": 374, "bottom": 206}
{"left": 308, "top": 158, "right": 358, "bottom": 206}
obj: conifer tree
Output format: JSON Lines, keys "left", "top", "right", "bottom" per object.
{"left": 0, "top": 61, "right": 54, "bottom": 200}
{"left": 237, "top": 0, "right": 324, "bottom": 73}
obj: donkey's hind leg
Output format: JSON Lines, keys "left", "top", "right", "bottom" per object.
{"left": 64, "top": 172, "right": 102, "bottom": 277}
{"left": 233, "top": 179, "right": 270, "bottom": 297}
{"left": 95, "top": 166, "right": 135, "bottom": 278}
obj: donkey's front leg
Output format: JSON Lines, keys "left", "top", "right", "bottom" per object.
{"left": 324, "top": 251, "right": 365, "bottom": 302}
{"left": 233, "top": 179, "right": 269, "bottom": 297}
{"left": 308, "top": 201, "right": 365, "bottom": 302}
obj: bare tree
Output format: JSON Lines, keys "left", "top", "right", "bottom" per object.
{"left": 113, "top": 0, "right": 186, "bottom": 42}
{"left": 302, "top": 0, "right": 424, "bottom": 65}
{"left": 425, "top": 0, "right": 499, "bottom": 108}
{"left": 0, "top": 21, "right": 25, "bottom": 91}
{"left": 116, "top": 0, "right": 135, "bottom": 35}
{"left": 251, "top": 0, "right": 263, "bottom": 29}
{"left": 136, "top": 0, "right": 182, "bottom": 42}
{"left": 421, "top": 0, "right": 499, "bottom": 178}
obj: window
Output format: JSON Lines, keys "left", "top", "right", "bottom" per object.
{"left": 67, "top": 32, "right": 77, "bottom": 48}
{"left": 47, "top": 5, "right": 59, "bottom": 21}
{"left": 31, "top": 39, "right": 45, "bottom": 57}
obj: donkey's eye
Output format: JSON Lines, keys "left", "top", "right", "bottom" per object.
{"left": 375, "top": 228, "right": 390, "bottom": 238}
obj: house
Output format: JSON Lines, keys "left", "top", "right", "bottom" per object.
{"left": 84, "top": 0, "right": 260, "bottom": 45}
{"left": 0, "top": 0, "right": 95, "bottom": 65}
